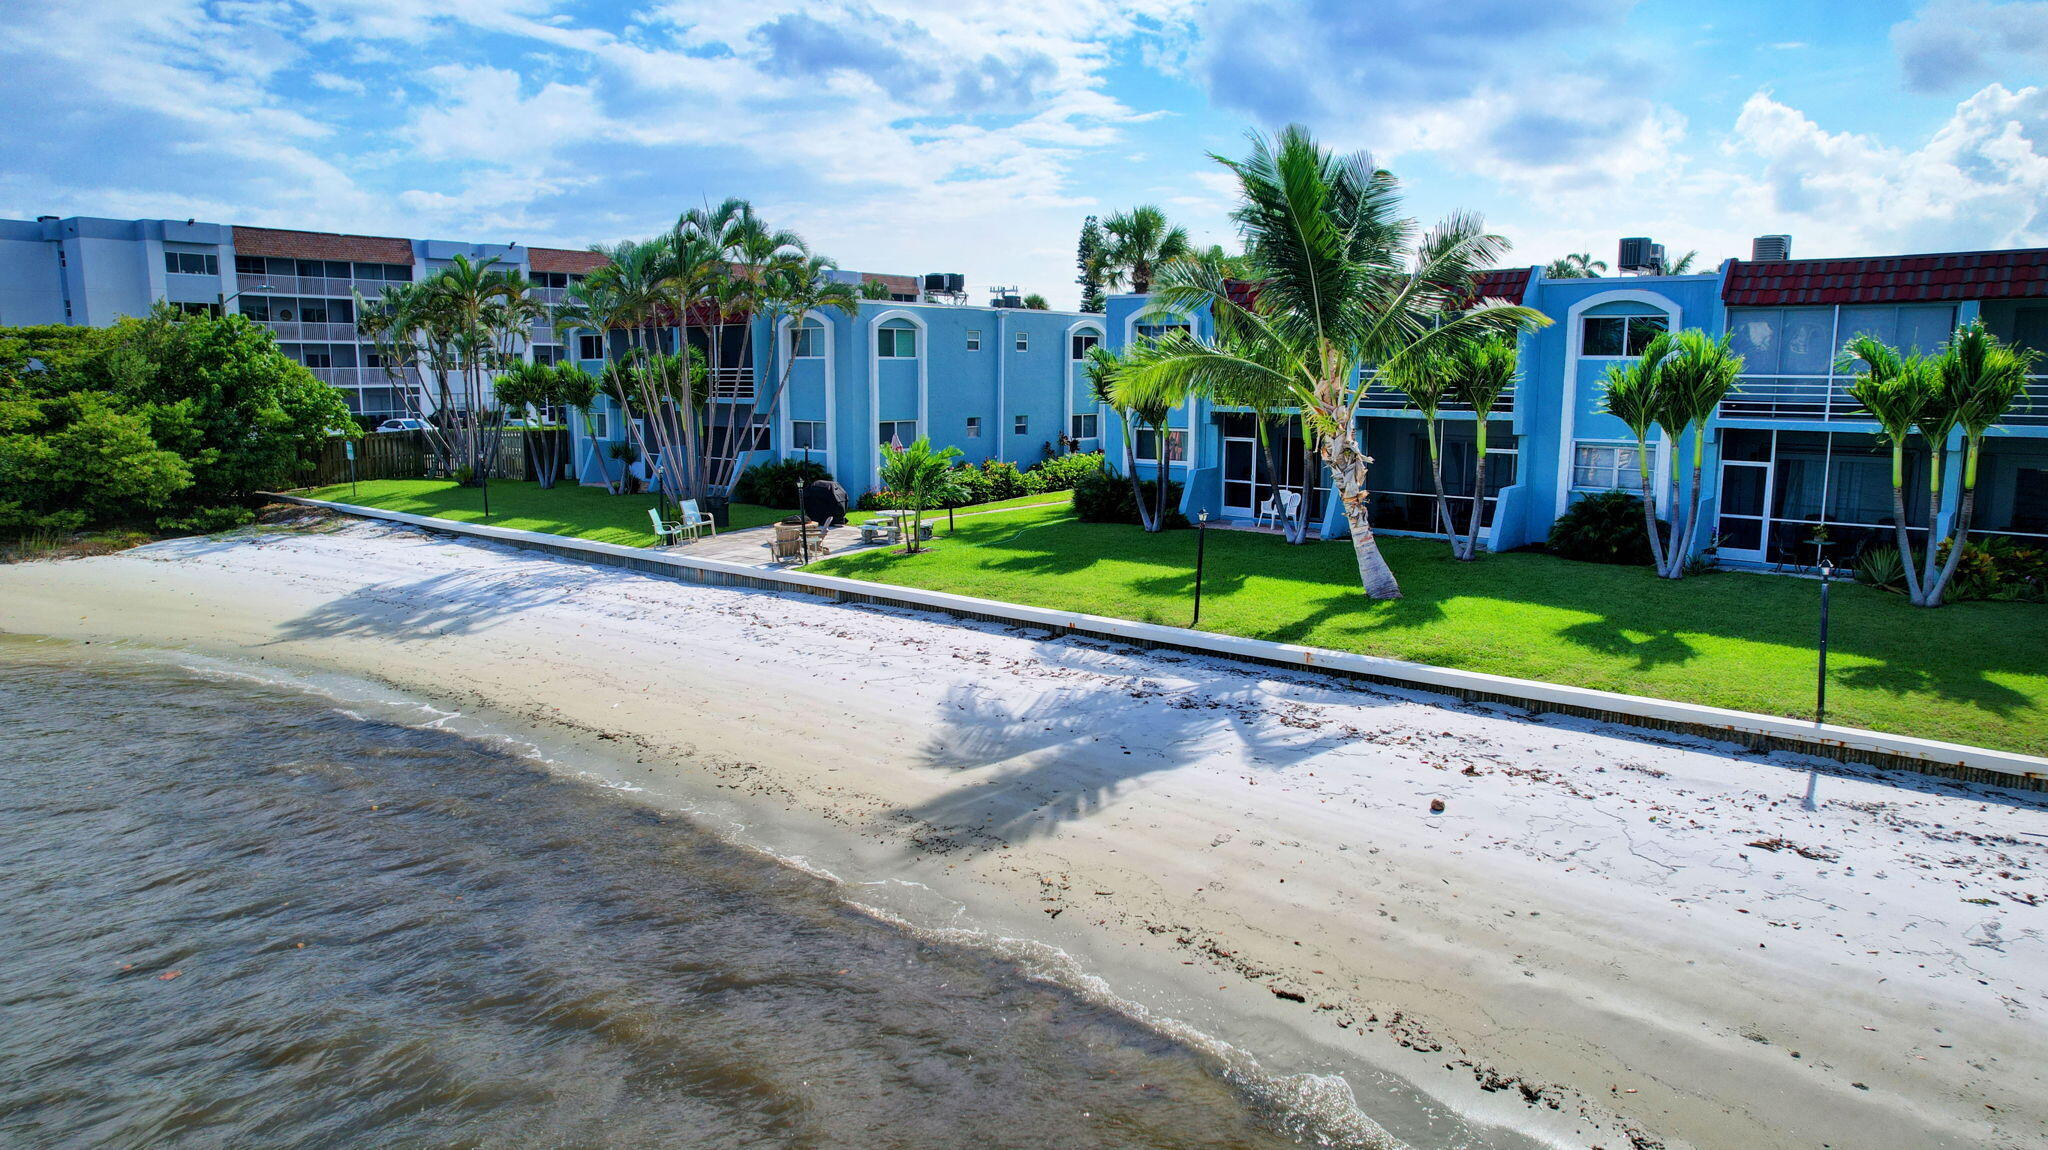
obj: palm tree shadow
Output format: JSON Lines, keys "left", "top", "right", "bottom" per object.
{"left": 1834, "top": 661, "right": 2032, "bottom": 718}
{"left": 270, "top": 567, "right": 590, "bottom": 644}
{"left": 1556, "top": 619, "right": 1699, "bottom": 670}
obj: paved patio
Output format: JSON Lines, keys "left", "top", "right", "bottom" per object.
{"left": 650, "top": 521, "right": 891, "bottom": 568}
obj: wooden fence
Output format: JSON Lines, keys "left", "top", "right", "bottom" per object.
{"left": 294, "top": 432, "right": 546, "bottom": 489}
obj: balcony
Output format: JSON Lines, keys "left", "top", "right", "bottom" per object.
{"left": 248, "top": 273, "right": 360, "bottom": 298}
{"left": 1355, "top": 377, "right": 1516, "bottom": 415}
{"left": 306, "top": 366, "right": 376, "bottom": 388}
{"left": 262, "top": 320, "right": 360, "bottom": 342}
{"left": 707, "top": 366, "right": 755, "bottom": 401}
{"left": 1722, "top": 375, "right": 2048, "bottom": 426}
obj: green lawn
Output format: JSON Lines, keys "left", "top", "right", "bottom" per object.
{"left": 302, "top": 478, "right": 789, "bottom": 545}
{"left": 811, "top": 503, "right": 2048, "bottom": 756}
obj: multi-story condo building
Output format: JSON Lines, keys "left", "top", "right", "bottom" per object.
{"left": 1085, "top": 244, "right": 2048, "bottom": 568}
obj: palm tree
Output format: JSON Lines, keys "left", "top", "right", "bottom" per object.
{"left": 1665, "top": 250, "right": 1700, "bottom": 275}
{"left": 1444, "top": 334, "right": 1521, "bottom": 561}
{"left": 743, "top": 255, "right": 860, "bottom": 492}
{"left": 1022, "top": 293, "right": 1050, "bottom": 310}
{"left": 1377, "top": 347, "right": 1458, "bottom": 548}
{"left": 858, "top": 278, "right": 893, "bottom": 300}
{"left": 877, "top": 436, "right": 965, "bottom": 554}
{"left": 1840, "top": 334, "right": 1932, "bottom": 602}
{"left": 1097, "top": 206, "right": 1192, "bottom": 294}
{"left": 1084, "top": 346, "right": 1160, "bottom": 532}
{"left": 1649, "top": 329, "right": 1743, "bottom": 578}
{"left": 1121, "top": 126, "right": 1546, "bottom": 599}
{"left": 552, "top": 275, "right": 633, "bottom": 493}
{"left": 1544, "top": 252, "right": 1607, "bottom": 279}
{"left": 1597, "top": 343, "right": 1672, "bottom": 573}
{"left": 1927, "top": 319, "right": 2039, "bottom": 605}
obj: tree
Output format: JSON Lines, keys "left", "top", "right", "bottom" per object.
{"left": 858, "top": 278, "right": 893, "bottom": 300}
{"left": 1122, "top": 126, "right": 1546, "bottom": 599}
{"left": 1544, "top": 252, "right": 1607, "bottom": 279}
{"left": 1022, "top": 293, "right": 1049, "bottom": 310}
{"left": 877, "top": 435, "right": 964, "bottom": 554}
{"left": 1648, "top": 329, "right": 1743, "bottom": 578}
{"left": 1084, "top": 345, "right": 1162, "bottom": 533}
{"left": 1098, "top": 206, "right": 1192, "bottom": 295}
{"left": 1378, "top": 347, "right": 1459, "bottom": 548}
{"left": 1839, "top": 334, "right": 1933, "bottom": 602}
{"left": 1928, "top": 319, "right": 2037, "bottom": 605}
{"left": 1443, "top": 334, "right": 1521, "bottom": 561}
{"left": 744, "top": 255, "right": 860, "bottom": 494}
{"left": 1596, "top": 342, "right": 1673, "bottom": 574}
{"left": 1665, "top": 250, "right": 1699, "bottom": 275}
{"left": 1076, "top": 214, "right": 1107, "bottom": 313}
{"left": 493, "top": 362, "right": 597, "bottom": 489}
{"left": 1106, "top": 354, "right": 1191, "bottom": 533}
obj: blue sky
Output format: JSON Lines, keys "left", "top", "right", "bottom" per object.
{"left": 3, "top": 0, "right": 2045, "bottom": 307}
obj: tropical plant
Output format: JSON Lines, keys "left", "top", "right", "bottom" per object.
{"left": 1072, "top": 469, "right": 1187, "bottom": 528}
{"left": 740, "top": 254, "right": 857, "bottom": 495}
{"left": 1022, "top": 293, "right": 1049, "bottom": 310}
{"left": 1104, "top": 349, "right": 1192, "bottom": 533}
{"left": 1085, "top": 345, "right": 1164, "bottom": 533}
{"left": 1544, "top": 252, "right": 1608, "bottom": 279}
{"left": 1839, "top": 334, "right": 1934, "bottom": 603}
{"left": 858, "top": 278, "right": 893, "bottom": 300}
{"left": 1096, "top": 206, "right": 1192, "bottom": 295}
{"left": 1119, "top": 126, "right": 1547, "bottom": 598}
{"left": 1665, "top": 250, "right": 1700, "bottom": 275}
{"left": 1024, "top": 450, "right": 1104, "bottom": 492}
{"left": 732, "top": 458, "right": 833, "bottom": 508}
{"left": 1928, "top": 320, "right": 2038, "bottom": 604}
{"left": 1546, "top": 490, "right": 1654, "bottom": 565}
{"left": 1442, "top": 334, "right": 1521, "bottom": 560}
{"left": 1854, "top": 544, "right": 1907, "bottom": 593}
{"left": 1077, "top": 215, "right": 1107, "bottom": 313}
{"left": 1596, "top": 343, "right": 1673, "bottom": 573}
{"left": 1649, "top": 329, "right": 1744, "bottom": 578}
{"left": 876, "top": 435, "right": 965, "bottom": 553}
{"left": 492, "top": 362, "right": 597, "bottom": 489}
{"left": 1377, "top": 347, "right": 1457, "bottom": 546}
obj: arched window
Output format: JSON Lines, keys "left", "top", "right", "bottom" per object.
{"left": 877, "top": 320, "right": 918, "bottom": 358}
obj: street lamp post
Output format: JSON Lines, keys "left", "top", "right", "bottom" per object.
{"left": 1192, "top": 509, "right": 1210, "bottom": 627}
{"left": 1804, "top": 558, "right": 1837, "bottom": 811}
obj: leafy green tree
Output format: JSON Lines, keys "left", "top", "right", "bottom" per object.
{"left": 1076, "top": 215, "right": 1107, "bottom": 313}
{"left": 1444, "top": 334, "right": 1521, "bottom": 561}
{"left": 0, "top": 390, "right": 191, "bottom": 533}
{"left": 1098, "top": 206, "right": 1192, "bottom": 295}
{"left": 858, "top": 278, "right": 893, "bottom": 300}
{"left": 1648, "top": 329, "right": 1743, "bottom": 578}
{"left": 494, "top": 362, "right": 598, "bottom": 489}
{"left": 1022, "top": 293, "right": 1049, "bottom": 310}
{"left": 1839, "top": 334, "right": 1933, "bottom": 602}
{"left": 1544, "top": 252, "right": 1608, "bottom": 278}
{"left": 1121, "top": 126, "right": 1546, "bottom": 599}
{"left": 1596, "top": 342, "right": 1673, "bottom": 574}
{"left": 877, "top": 435, "right": 964, "bottom": 553}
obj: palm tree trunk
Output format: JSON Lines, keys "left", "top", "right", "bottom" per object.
{"left": 1887, "top": 443, "right": 1923, "bottom": 603}
{"left": 1927, "top": 437, "right": 1983, "bottom": 607}
{"left": 1462, "top": 419, "right": 1490, "bottom": 562}
{"left": 1121, "top": 416, "right": 1156, "bottom": 532}
{"left": 1918, "top": 446, "right": 1947, "bottom": 604}
{"left": 1674, "top": 426, "right": 1707, "bottom": 578}
{"left": 1153, "top": 421, "right": 1171, "bottom": 532}
{"left": 1422, "top": 416, "right": 1456, "bottom": 554}
{"left": 1321, "top": 423, "right": 1402, "bottom": 599}
{"left": 1635, "top": 450, "right": 1667, "bottom": 573}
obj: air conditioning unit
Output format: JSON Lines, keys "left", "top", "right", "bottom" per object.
{"left": 1618, "top": 237, "right": 1660, "bottom": 273}
{"left": 995, "top": 293, "right": 1023, "bottom": 309}
{"left": 1752, "top": 234, "right": 1792, "bottom": 262}
{"left": 922, "top": 272, "right": 965, "bottom": 294}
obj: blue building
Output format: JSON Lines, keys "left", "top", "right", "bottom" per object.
{"left": 1093, "top": 247, "right": 2048, "bottom": 570}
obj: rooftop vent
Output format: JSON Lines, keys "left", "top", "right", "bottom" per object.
{"left": 922, "top": 272, "right": 964, "bottom": 294}
{"left": 1618, "top": 236, "right": 1666, "bottom": 274}
{"left": 36, "top": 215, "right": 56, "bottom": 222}
{"left": 1751, "top": 234, "right": 1792, "bottom": 262}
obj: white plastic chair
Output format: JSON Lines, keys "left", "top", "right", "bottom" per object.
{"left": 647, "top": 506, "right": 686, "bottom": 546}
{"left": 678, "top": 499, "right": 717, "bottom": 539}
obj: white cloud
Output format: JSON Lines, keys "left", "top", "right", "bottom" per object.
{"left": 1892, "top": 0, "right": 2048, "bottom": 93}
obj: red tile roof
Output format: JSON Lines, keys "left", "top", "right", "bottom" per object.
{"left": 864, "top": 272, "right": 918, "bottom": 294}
{"left": 232, "top": 225, "right": 413, "bottom": 263}
{"left": 1722, "top": 248, "right": 2048, "bottom": 306}
{"left": 1469, "top": 267, "right": 1533, "bottom": 304}
{"left": 529, "top": 246, "right": 609, "bottom": 274}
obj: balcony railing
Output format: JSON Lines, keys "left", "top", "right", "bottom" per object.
{"left": 262, "top": 320, "right": 361, "bottom": 342}
{"left": 246, "top": 274, "right": 361, "bottom": 299}
{"left": 707, "top": 366, "right": 755, "bottom": 401}
{"left": 1355, "top": 380, "right": 1516, "bottom": 414}
{"left": 1722, "top": 375, "right": 2048, "bottom": 425}
{"left": 306, "top": 366, "right": 376, "bottom": 388}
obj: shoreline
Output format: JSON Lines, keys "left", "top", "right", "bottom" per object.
{"left": 2, "top": 519, "right": 2043, "bottom": 1149}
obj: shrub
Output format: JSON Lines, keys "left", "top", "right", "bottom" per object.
{"left": 157, "top": 505, "right": 255, "bottom": 534}
{"left": 1547, "top": 490, "right": 1654, "bottom": 565}
{"left": 948, "top": 465, "right": 993, "bottom": 507}
{"left": 856, "top": 488, "right": 900, "bottom": 512}
{"left": 733, "top": 458, "right": 833, "bottom": 508}
{"left": 1072, "top": 469, "right": 1187, "bottom": 528}
{"left": 1855, "top": 545, "right": 1906, "bottom": 593}
{"left": 977, "top": 459, "right": 1031, "bottom": 501}
{"left": 1026, "top": 451, "right": 1105, "bottom": 492}
{"left": 1934, "top": 536, "right": 2047, "bottom": 602}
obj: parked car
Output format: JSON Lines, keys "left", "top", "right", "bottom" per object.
{"left": 375, "top": 418, "right": 428, "bottom": 433}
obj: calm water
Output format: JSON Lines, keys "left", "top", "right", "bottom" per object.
{"left": 0, "top": 646, "right": 1368, "bottom": 1149}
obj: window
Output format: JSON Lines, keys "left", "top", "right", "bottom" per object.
{"left": 791, "top": 420, "right": 827, "bottom": 451}
{"left": 1135, "top": 320, "right": 1190, "bottom": 342}
{"left": 174, "top": 301, "right": 221, "bottom": 317}
{"left": 1070, "top": 413, "right": 1099, "bottom": 439}
{"left": 1134, "top": 428, "right": 1188, "bottom": 464}
{"left": 302, "top": 348, "right": 332, "bottom": 368}
{"left": 364, "top": 351, "right": 384, "bottom": 369}
{"left": 239, "top": 295, "right": 271, "bottom": 322}
{"left": 1014, "top": 331, "right": 1029, "bottom": 352}
{"left": 533, "top": 345, "right": 565, "bottom": 365}
{"left": 1013, "top": 415, "right": 1029, "bottom": 436}
{"left": 789, "top": 324, "right": 822, "bottom": 357}
{"left": 299, "top": 299, "right": 330, "bottom": 324}
{"left": 1071, "top": 332, "right": 1100, "bottom": 359}
{"left": 966, "top": 329, "right": 982, "bottom": 351}
{"left": 877, "top": 325, "right": 917, "bottom": 358}
{"left": 163, "top": 251, "right": 219, "bottom": 276}
{"left": 577, "top": 334, "right": 605, "bottom": 361}
{"left": 965, "top": 417, "right": 982, "bottom": 439}
{"left": 1572, "top": 442, "right": 1643, "bottom": 490}
{"left": 235, "top": 254, "right": 266, "bottom": 277}
{"left": 879, "top": 419, "right": 918, "bottom": 445}
{"left": 1581, "top": 313, "right": 1668, "bottom": 357}
{"left": 533, "top": 271, "right": 569, "bottom": 289}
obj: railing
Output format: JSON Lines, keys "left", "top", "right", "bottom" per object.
{"left": 1722, "top": 374, "right": 2048, "bottom": 425}
{"left": 262, "top": 320, "right": 361, "bottom": 342}
{"left": 707, "top": 366, "right": 755, "bottom": 401}
{"left": 1355, "top": 379, "right": 1516, "bottom": 414}
{"left": 307, "top": 367, "right": 376, "bottom": 388}
{"left": 248, "top": 274, "right": 359, "bottom": 298}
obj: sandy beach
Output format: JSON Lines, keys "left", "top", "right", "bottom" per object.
{"left": 2, "top": 515, "right": 2042, "bottom": 1150}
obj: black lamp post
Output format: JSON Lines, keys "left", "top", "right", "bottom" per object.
{"left": 1192, "top": 509, "right": 1210, "bottom": 627}
{"left": 1804, "top": 558, "right": 1837, "bottom": 810}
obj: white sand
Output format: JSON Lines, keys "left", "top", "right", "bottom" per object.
{"left": 2, "top": 518, "right": 2042, "bottom": 1150}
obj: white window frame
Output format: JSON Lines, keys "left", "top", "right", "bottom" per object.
{"left": 1013, "top": 414, "right": 1028, "bottom": 436}
{"left": 583, "top": 408, "right": 611, "bottom": 439}
{"left": 1014, "top": 331, "right": 1029, "bottom": 352}
{"left": 1571, "top": 440, "right": 1645, "bottom": 491}
{"left": 1070, "top": 412, "right": 1099, "bottom": 439}
{"left": 1580, "top": 313, "right": 1669, "bottom": 358}
{"left": 790, "top": 324, "right": 823, "bottom": 358}
{"left": 790, "top": 420, "right": 826, "bottom": 451}
{"left": 1070, "top": 332, "right": 1099, "bottom": 360}
{"left": 1133, "top": 428, "right": 1189, "bottom": 465}
{"left": 965, "top": 416, "right": 982, "bottom": 439}
{"left": 878, "top": 419, "right": 918, "bottom": 445}
{"left": 966, "top": 329, "right": 982, "bottom": 351}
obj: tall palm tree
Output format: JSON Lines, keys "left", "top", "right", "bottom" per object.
{"left": 1665, "top": 250, "right": 1700, "bottom": 275}
{"left": 1544, "top": 252, "right": 1607, "bottom": 279}
{"left": 1378, "top": 347, "right": 1458, "bottom": 546}
{"left": 1121, "top": 126, "right": 1546, "bottom": 599}
{"left": 703, "top": 213, "right": 806, "bottom": 499}
{"left": 1107, "top": 355, "right": 1192, "bottom": 533}
{"left": 1927, "top": 319, "right": 2039, "bottom": 605}
{"left": 1597, "top": 343, "right": 1672, "bottom": 573}
{"left": 1444, "top": 334, "right": 1521, "bottom": 561}
{"left": 1084, "top": 346, "right": 1159, "bottom": 531}
{"left": 1097, "top": 206, "right": 1192, "bottom": 294}
{"left": 1840, "top": 334, "right": 1932, "bottom": 602}
{"left": 736, "top": 254, "right": 860, "bottom": 494}
{"left": 553, "top": 275, "right": 633, "bottom": 493}
{"left": 1649, "top": 329, "right": 1744, "bottom": 577}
